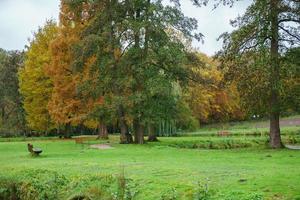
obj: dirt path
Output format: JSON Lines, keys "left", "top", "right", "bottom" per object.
{"left": 90, "top": 144, "right": 114, "bottom": 149}
{"left": 285, "top": 145, "right": 300, "bottom": 150}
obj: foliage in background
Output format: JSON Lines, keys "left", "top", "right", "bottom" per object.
{"left": 185, "top": 52, "right": 244, "bottom": 124}
{"left": 0, "top": 49, "right": 25, "bottom": 136}
{"left": 281, "top": 47, "right": 300, "bottom": 114}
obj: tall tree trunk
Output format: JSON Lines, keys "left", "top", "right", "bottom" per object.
{"left": 269, "top": 0, "right": 282, "bottom": 148}
{"left": 118, "top": 105, "right": 133, "bottom": 144}
{"left": 57, "top": 124, "right": 60, "bottom": 138}
{"left": 97, "top": 121, "right": 108, "bottom": 140}
{"left": 133, "top": 119, "right": 138, "bottom": 143}
{"left": 132, "top": 7, "right": 145, "bottom": 145}
{"left": 64, "top": 122, "right": 72, "bottom": 139}
{"left": 108, "top": 0, "right": 133, "bottom": 144}
{"left": 133, "top": 118, "right": 144, "bottom": 144}
{"left": 148, "top": 123, "right": 158, "bottom": 142}
{"left": 1, "top": 106, "right": 4, "bottom": 119}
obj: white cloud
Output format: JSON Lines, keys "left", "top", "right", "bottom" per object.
{"left": 0, "top": 0, "right": 251, "bottom": 55}
{"left": 180, "top": 1, "right": 251, "bottom": 55}
{"left": 0, "top": 0, "right": 60, "bottom": 51}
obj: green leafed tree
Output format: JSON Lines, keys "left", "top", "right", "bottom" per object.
{"left": 0, "top": 49, "right": 26, "bottom": 135}
{"left": 218, "top": 0, "right": 300, "bottom": 148}
{"left": 281, "top": 47, "right": 300, "bottom": 114}
{"left": 69, "top": 0, "right": 201, "bottom": 144}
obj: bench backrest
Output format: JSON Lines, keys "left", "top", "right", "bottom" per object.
{"left": 27, "top": 143, "right": 34, "bottom": 153}
{"left": 217, "top": 131, "right": 230, "bottom": 136}
{"left": 75, "top": 138, "right": 84, "bottom": 144}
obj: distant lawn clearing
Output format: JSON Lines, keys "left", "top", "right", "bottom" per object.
{"left": 1, "top": 137, "right": 300, "bottom": 199}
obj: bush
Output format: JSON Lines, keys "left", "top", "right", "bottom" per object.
{"left": 0, "top": 170, "right": 269, "bottom": 200}
{"left": 0, "top": 176, "right": 19, "bottom": 200}
{"left": 6, "top": 169, "right": 68, "bottom": 200}
{"left": 160, "top": 137, "right": 268, "bottom": 150}
{"left": 64, "top": 175, "right": 115, "bottom": 200}
{"left": 0, "top": 169, "right": 138, "bottom": 200}
{"left": 193, "top": 180, "right": 211, "bottom": 200}
{"left": 160, "top": 187, "right": 178, "bottom": 200}
{"left": 220, "top": 191, "right": 264, "bottom": 200}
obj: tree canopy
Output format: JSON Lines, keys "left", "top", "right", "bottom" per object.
{"left": 0, "top": 0, "right": 298, "bottom": 147}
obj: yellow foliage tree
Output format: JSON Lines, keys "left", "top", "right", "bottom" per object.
{"left": 19, "top": 21, "right": 58, "bottom": 132}
{"left": 185, "top": 52, "right": 244, "bottom": 124}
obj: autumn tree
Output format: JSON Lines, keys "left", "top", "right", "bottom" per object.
{"left": 46, "top": 0, "right": 94, "bottom": 137}
{"left": 68, "top": 0, "right": 134, "bottom": 143}
{"left": 70, "top": 0, "right": 141, "bottom": 143}
{"left": 218, "top": 0, "right": 300, "bottom": 148}
{"left": 185, "top": 52, "right": 244, "bottom": 124}
{"left": 19, "top": 21, "right": 58, "bottom": 133}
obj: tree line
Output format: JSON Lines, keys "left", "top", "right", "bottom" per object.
{"left": 0, "top": 0, "right": 299, "bottom": 147}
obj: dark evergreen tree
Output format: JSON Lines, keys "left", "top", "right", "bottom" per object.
{"left": 0, "top": 49, "right": 26, "bottom": 135}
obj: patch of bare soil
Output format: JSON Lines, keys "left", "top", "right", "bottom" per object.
{"left": 90, "top": 144, "right": 114, "bottom": 149}
{"left": 285, "top": 145, "right": 300, "bottom": 150}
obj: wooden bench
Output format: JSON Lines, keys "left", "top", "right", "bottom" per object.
{"left": 27, "top": 143, "right": 42, "bottom": 156}
{"left": 217, "top": 131, "right": 230, "bottom": 137}
{"left": 75, "top": 137, "right": 85, "bottom": 144}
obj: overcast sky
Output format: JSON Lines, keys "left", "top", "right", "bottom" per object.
{"left": 0, "top": 0, "right": 251, "bottom": 56}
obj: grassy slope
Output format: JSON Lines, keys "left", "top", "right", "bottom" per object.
{"left": 1, "top": 138, "right": 300, "bottom": 199}
{"left": 181, "top": 115, "right": 300, "bottom": 136}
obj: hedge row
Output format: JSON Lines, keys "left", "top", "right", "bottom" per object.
{"left": 158, "top": 136, "right": 300, "bottom": 149}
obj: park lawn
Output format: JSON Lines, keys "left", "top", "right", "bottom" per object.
{"left": 0, "top": 137, "right": 300, "bottom": 199}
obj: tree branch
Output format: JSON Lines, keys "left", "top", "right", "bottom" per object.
{"left": 279, "top": 18, "right": 300, "bottom": 23}
{"left": 279, "top": 25, "right": 300, "bottom": 41}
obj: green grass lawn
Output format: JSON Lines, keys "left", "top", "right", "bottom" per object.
{"left": 1, "top": 136, "right": 300, "bottom": 200}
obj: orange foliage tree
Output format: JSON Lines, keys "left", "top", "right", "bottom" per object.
{"left": 46, "top": 0, "right": 102, "bottom": 137}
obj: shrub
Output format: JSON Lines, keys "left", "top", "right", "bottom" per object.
{"left": 0, "top": 176, "right": 19, "bottom": 200}
{"left": 193, "top": 180, "right": 211, "bottom": 200}
{"left": 219, "top": 191, "right": 264, "bottom": 200}
{"left": 64, "top": 174, "right": 120, "bottom": 200}
{"left": 0, "top": 168, "right": 141, "bottom": 200}
{"left": 160, "top": 137, "right": 269, "bottom": 150}
{"left": 18, "top": 169, "right": 68, "bottom": 200}
{"left": 160, "top": 187, "right": 178, "bottom": 200}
